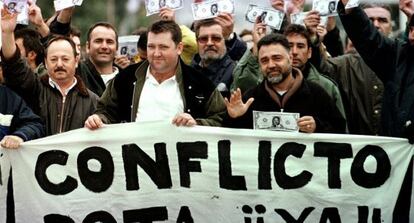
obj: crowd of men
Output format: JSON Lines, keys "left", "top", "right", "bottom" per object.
{"left": 2, "top": 0, "right": 414, "bottom": 150}
{"left": 1, "top": 1, "right": 414, "bottom": 221}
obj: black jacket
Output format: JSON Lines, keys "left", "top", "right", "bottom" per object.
{"left": 0, "top": 85, "right": 44, "bottom": 141}
{"left": 339, "top": 3, "right": 414, "bottom": 137}
{"left": 225, "top": 70, "right": 346, "bottom": 133}
{"left": 97, "top": 60, "right": 226, "bottom": 126}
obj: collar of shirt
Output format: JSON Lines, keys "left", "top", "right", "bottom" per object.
{"left": 48, "top": 77, "right": 78, "bottom": 96}
{"left": 101, "top": 66, "right": 119, "bottom": 85}
{"left": 145, "top": 66, "right": 178, "bottom": 85}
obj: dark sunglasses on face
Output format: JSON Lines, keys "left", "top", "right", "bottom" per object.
{"left": 197, "top": 35, "right": 223, "bottom": 44}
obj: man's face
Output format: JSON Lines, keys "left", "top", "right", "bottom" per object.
{"left": 45, "top": 40, "right": 79, "bottom": 84}
{"left": 197, "top": 24, "right": 226, "bottom": 63}
{"left": 364, "top": 7, "right": 392, "bottom": 36}
{"left": 147, "top": 31, "right": 183, "bottom": 74}
{"left": 87, "top": 26, "right": 117, "bottom": 68}
{"left": 258, "top": 43, "right": 292, "bottom": 85}
{"left": 286, "top": 34, "right": 311, "bottom": 71}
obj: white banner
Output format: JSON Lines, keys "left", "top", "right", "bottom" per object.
{"left": 1, "top": 121, "right": 413, "bottom": 222}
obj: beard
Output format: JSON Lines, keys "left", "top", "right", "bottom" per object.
{"left": 265, "top": 66, "right": 291, "bottom": 84}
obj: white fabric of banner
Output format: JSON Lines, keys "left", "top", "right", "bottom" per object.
{"left": 1, "top": 121, "right": 413, "bottom": 222}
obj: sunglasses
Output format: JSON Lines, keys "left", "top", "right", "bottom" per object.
{"left": 197, "top": 35, "right": 223, "bottom": 44}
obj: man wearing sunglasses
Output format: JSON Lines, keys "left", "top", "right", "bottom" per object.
{"left": 191, "top": 16, "right": 246, "bottom": 97}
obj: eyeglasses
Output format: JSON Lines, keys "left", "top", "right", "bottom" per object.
{"left": 197, "top": 35, "right": 223, "bottom": 44}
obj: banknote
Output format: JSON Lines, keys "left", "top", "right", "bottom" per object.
{"left": 118, "top": 35, "right": 140, "bottom": 61}
{"left": 54, "top": 0, "right": 83, "bottom": 11}
{"left": 4, "top": 0, "right": 26, "bottom": 13}
{"left": 312, "top": 0, "right": 339, "bottom": 17}
{"left": 345, "top": 0, "right": 359, "bottom": 9}
{"left": 290, "top": 12, "right": 307, "bottom": 26}
{"left": 320, "top": 15, "right": 328, "bottom": 26}
{"left": 253, "top": 111, "right": 300, "bottom": 132}
{"left": 145, "top": 0, "right": 183, "bottom": 16}
{"left": 245, "top": 4, "right": 285, "bottom": 30}
{"left": 191, "top": 0, "right": 235, "bottom": 21}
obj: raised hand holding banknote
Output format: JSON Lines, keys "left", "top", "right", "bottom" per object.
{"left": 224, "top": 88, "right": 254, "bottom": 118}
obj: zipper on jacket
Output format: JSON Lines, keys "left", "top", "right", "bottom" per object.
{"left": 59, "top": 96, "right": 66, "bottom": 133}
{"left": 131, "top": 82, "right": 137, "bottom": 121}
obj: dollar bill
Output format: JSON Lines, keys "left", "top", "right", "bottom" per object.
{"left": 245, "top": 4, "right": 285, "bottom": 30}
{"left": 320, "top": 15, "right": 328, "bottom": 26}
{"left": 54, "top": 0, "right": 83, "bottom": 11}
{"left": 4, "top": 0, "right": 26, "bottom": 14}
{"left": 312, "top": 0, "right": 339, "bottom": 17}
{"left": 345, "top": 0, "right": 359, "bottom": 9}
{"left": 118, "top": 35, "right": 140, "bottom": 61}
{"left": 290, "top": 12, "right": 307, "bottom": 26}
{"left": 253, "top": 111, "right": 300, "bottom": 132}
{"left": 145, "top": 0, "right": 183, "bottom": 16}
{"left": 191, "top": 0, "right": 235, "bottom": 21}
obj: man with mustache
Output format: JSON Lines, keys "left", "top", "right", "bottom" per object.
{"left": 224, "top": 33, "right": 345, "bottom": 134}
{"left": 1, "top": 9, "right": 98, "bottom": 136}
{"left": 191, "top": 18, "right": 244, "bottom": 97}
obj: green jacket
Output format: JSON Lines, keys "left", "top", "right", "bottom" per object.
{"left": 97, "top": 60, "right": 226, "bottom": 126}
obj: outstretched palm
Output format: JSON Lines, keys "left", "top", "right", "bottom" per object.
{"left": 224, "top": 88, "right": 254, "bottom": 118}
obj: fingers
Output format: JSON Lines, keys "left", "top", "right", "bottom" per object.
{"left": 84, "top": 114, "right": 104, "bottom": 130}
{"left": 172, "top": 113, "right": 196, "bottom": 127}
{"left": 297, "top": 116, "right": 316, "bottom": 133}
{"left": 245, "top": 97, "right": 255, "bottom": 108}
{"left": 0, "top": 135, "right": 24, "bottom": 149}
{"left": 114, "top": 55, "right": 131, "bottom": 69}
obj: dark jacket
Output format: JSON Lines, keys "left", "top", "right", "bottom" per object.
{"left": 97, "top": 60, "right": 226, "bottom": 126}
{"left": 338, "top": 3, "right": 413, "bottom": 137}
{"left": 191, "top": 53, "right": 235, "bottom": 96}
{"left": 2, "top": 50, "right": 98, "bottom": 136}
{"left": 311, "top": 46, "right": 383, "bottom": 135}
{"left": 0, "top": 85, "right": 44, "bottom": 141}
{"left": 225, "top": 69, "right": 346, "bottom": 133}
{"left": 77, "top": 58, "right": 106, "bottom": 97}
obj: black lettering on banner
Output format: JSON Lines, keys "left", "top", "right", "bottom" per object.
{"left": 176, "top": 206, "right": 194, "bottom": 223}
{"left": 258, "top": 141, "right": 271, "bottom": 190}
{"left": 122, "top": 143, "right": 172, "bottom": 190}
{"left": 357, "top": 206, "right": 382, "bottom": 223}
{"left": 83, "top": 211, "right": 117, "bottom": 223}
{"left": 35, "top": 150, "right": 77, "bottom": 195}
{"left": 314, "top": 142, "right": 353, "bottom": 189}
{"left": 274, "top": 142, "right": 312, "bottom": 189}
{"left": 123, "top": 206, "right": 168, "bottom": 223}
{"left": 274, "top": 207, "right": 315, "bottom": 223}
{"left": 218, "top": 140, "right": 247, "bottom": 190}
{"left": 351, "top": 145, "right": 391, "bottom": 188}
{"left": 176, "top": 142, "right": 208, "bottom": 188}
{"left": 77, "top": 147, "right": 114, "bottom": 193}
{"left": 319, "top": 207, "right": 341, "bottom": 223}
{"left": 43, "top": 214, "right": 75, "bottom": 223}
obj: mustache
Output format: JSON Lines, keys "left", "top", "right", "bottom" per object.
{"left": 54, "top": 67, "right": 66, "bottom": 72}
{"left": 204, "top": 46, "right": 217, "bottom": 51}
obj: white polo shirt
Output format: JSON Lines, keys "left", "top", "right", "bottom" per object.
{"left": 136, "top": 67, "right": 184, "bottom": 122}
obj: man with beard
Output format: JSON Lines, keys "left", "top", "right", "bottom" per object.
{"left": 191, "top": 18, "right": 244, "bottom": 97}
{"left": 224, "top": 33, "right": 345, "bottom": 133}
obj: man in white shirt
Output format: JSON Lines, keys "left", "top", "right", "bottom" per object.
{"left": 85, "top": 20, "right": 226, "bottom": 129}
